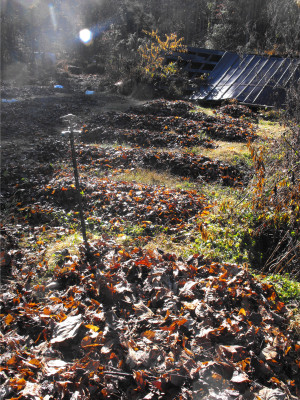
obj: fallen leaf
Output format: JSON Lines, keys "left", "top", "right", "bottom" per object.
{"left": 50, "top": 314, "right": 83, "bottom": 344}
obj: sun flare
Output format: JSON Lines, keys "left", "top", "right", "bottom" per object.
{"left": 79, "top": 29, "right": 93, "bottom": 44}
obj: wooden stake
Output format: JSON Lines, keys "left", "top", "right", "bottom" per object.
{"left": 69, "top": 128, "right": 90, "bottom": 257}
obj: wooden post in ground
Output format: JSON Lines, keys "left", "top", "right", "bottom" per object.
{"left": 61, "top": 114, "right": 90, "bottom": 257}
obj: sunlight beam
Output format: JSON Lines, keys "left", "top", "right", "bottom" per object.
{"left": 49, "top": 4, "right": 57, "bottom": 31}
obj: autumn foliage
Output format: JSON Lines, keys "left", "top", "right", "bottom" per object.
{"left": 138, "top": 30, "right": 187, "bottom": 79}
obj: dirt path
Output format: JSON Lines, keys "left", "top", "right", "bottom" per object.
{"left": 1, "top": 79, "right": 146, "bottom": 159}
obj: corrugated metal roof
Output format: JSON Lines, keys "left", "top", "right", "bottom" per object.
{"left": 191, "top": 52, "right": 300, "bottom": 107}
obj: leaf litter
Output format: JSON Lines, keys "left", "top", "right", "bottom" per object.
{"left": 1, "top": 240, "right": 299, "bottom": 399}
{"left": 0, "top": 97, "right": 299, "bottom": 399}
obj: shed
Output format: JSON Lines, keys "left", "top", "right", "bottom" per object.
{"left": 166, "top": 47, "right": 224, "bottom": 76}
{"left": 190, "top": 51, "right": 300, "bottom": 107}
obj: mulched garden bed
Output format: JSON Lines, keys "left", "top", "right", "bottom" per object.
{"left": 83, "top": 105, "right": 257, "bottom": 143}
{"left": 82, "top": 127, "right": 215, "bottom": 149}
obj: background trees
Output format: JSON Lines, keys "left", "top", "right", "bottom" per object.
{"left": 1, "top": 0, "right": 300, "bottom": 76}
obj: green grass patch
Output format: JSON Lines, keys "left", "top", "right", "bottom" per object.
{"left": 190, "top": 105, "right": 216, "bottom": 116}
{"left": 193, "top": 140, "right": 253, "bottom": 167}
{"left": 257, "top": 119, "right": 285, "bottom": 140}
{"left": 44, "top": 232, "right": 83, "bottom": 270}
{"left": 190, "top": 189, "right": 254, "bottom": 264}
{"left": 258, "top": 273, "right": 300, "bottom": 302}
{"left": 113, "top": 167, "right": 198, "bottom": 190}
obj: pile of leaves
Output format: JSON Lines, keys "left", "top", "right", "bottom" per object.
{"left": 75, "top": 146, "right": 245, "bottom": 185}
{"left": 16, "top": 172, "right": 207, "bottom": 235}
{"left": 217, "top": 104, "right": 258, "bottom": 123}
{"left": 83, "top": 102, "right": 257, "bottom": 144}
{"left": 140, "top": 150, "right": 244, "bottom": 185}
{"left": 2, "top": 139, "right": 245, "bottom": 235}
{"left": 83, "top": 127, "right": 215, "bottom": 149}
{"left": 1, "top": 238, "right": 299, "bottom": 399}
{"left": 128, "top": 100, "right": 196, "bottom": 118}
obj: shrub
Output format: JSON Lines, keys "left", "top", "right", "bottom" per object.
{"left": 247, "top": 82, "right": 300, "bottom": 278}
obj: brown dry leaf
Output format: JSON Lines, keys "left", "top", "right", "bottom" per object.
{"left": 50, "top": 314, "right": 83, "bottom": 344}
{"left": 141, "top": 330, "right": 156, "bottom": 340}
{"left": 217, "top": 345, "right": 248, "bottom": 362}
{"left": 29, "top": 358, "right": 43, "bottom": 369}
{"left": 85, "top": 324, "right": 100, "bottom": 332}
{"left": 134, "top": 370, "right": 147, "bottom": 390}
{"left": 21, "top": 381, "right": 42, "bottom": 398}
{"left": 239, "top": 308, "right": 246, "bottom": 316}
{"left": 179, "top": 281, "right": 199, "bottom": 298}
{"left": 7, "top": 355, "right": 19, "bottom": 367}
{"left": 4, "top": 314, "right": 14, "bottom": 325}
{"left": 230, "top": 370, "right": 251, "bottom": 384}
{"left": 257, "top": 387, "right": 287, "bottom": 400}
{"left": 9, "top": 377, "right": 26, "bottom": 391}
{"left": 134, "top": 301, "right": 154, "bottom": 318}
{"left": 44, "top": 359, "right": 69, "bottom": 377}
{"left": 261, "top": 345, "right": 278, "bottom": 361}
{"left": 126, "top": 346, "right": 151, "bottom": 369}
